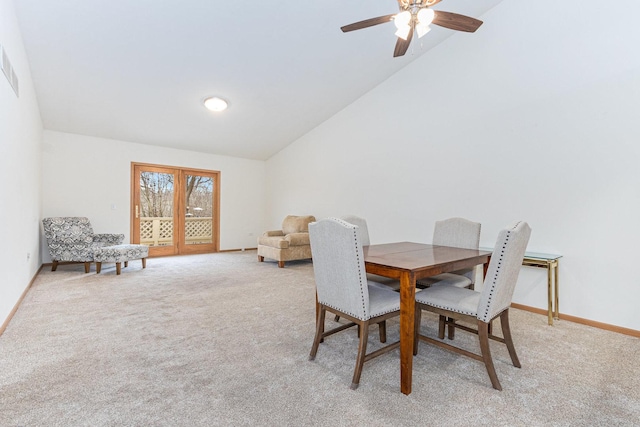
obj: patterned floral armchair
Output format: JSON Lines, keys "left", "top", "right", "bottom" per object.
{"left": 42, "top": 217, "right": 125, "bottom": 273}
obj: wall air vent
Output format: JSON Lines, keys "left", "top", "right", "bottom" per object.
{"left": 0, "top": 44, "right": 19, "bottom": 97}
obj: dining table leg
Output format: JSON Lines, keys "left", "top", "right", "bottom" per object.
{"left": 483, "top": 257, "right": 491, "bottom": 278}
{"left": 399, "top": 270, "right": 416, "bottom": 395}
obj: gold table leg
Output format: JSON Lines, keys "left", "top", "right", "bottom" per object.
{"left": 547, "top": 261, "right": 553, "bottom": 325}
{"left": 552, "top": 260, "right": 559, "bottom": 321}
{"left": 546, "top": 260, "right": 560, "bottom": 325}
{"left": 523, "top": 257, "right": 561, "bottom": 326}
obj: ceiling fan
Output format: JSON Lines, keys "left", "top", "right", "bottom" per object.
{"left": 341, "top": 0, "right": 483, "bottom": 57}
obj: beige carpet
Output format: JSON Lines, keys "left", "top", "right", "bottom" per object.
{"left": 1, "top": 250, "right": 638, "bottom": 426}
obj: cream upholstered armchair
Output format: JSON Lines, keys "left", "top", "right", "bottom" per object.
{"left": 257, "top": 215, "right": 315, "bottom": 268}
{"left": 42, "top": 217, "right": 125, "bottom": 273}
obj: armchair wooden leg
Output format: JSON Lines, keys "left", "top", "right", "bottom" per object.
{"left": 278, "top": 261, "right": 285, "bottom": 268}
{"left": 500, "top": 310, "right": 521, "bottom": 368}
{"left": 258, "top": 255, "right": 264, "bottom": 262}
{"left": 51, "top": 261, "right": 58, "bottom": 271}
{"left": 84, "top": 262, "right": 91, "bottom": 273}
{"left": 351, "top": 321, "right": 369, "bottom": 390}
{"left": 309, "top": 307, "right": 326, "bottom": 361}
{"left": 116, "top": 262, "right": 122, "bottom": 275}
{"left": 124, "top": 261, "right": 129, "bottom": 268}
{"left": 378, "top": 320, "right": 387, "bottom": 343}
{"left": 478, "top": 320, "right": 502, "bottom": 391}
{"left": 96, "top": 262, "right": 102, "bottom": 274}
{"left": 142, "top": 258, "right": 147, "bottom": 269}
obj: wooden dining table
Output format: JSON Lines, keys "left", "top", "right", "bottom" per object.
{"left": 364, "top": 242, "right": 493, "bottom": 395}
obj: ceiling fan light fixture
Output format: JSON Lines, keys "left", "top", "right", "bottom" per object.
{"left": 393, "top": 11, "right": 412, "bottom": 29}
{"left": 416, "top": 24, "right": 431, "bottom": 38}
{"left": 395, "top": 24, "right": 412, "bottom": 40}
{"left": 417, "top": 8, "right": 435, "bottom": 26}
{"left": 203, "top": 96, "right": 229, "bottom": 112}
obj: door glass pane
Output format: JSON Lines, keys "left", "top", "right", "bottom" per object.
{"left": 139, "top": 171, "right": 174, "bottom": 247}
{"left": 185, "top": 175, "right": 213, "bottom": 245}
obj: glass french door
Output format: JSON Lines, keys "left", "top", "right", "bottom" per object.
{"left": 131, "top": 163, "right": 220, "bottom": 257}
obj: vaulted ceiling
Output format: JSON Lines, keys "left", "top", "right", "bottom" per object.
{"left": 15, "top": 0, "right": 502, "bottom": 160}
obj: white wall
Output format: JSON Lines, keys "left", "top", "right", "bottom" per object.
{"left": 266, "top": 0, "right": 640, "bottom": 330}
{"left": 0, "top": 0, "right": 43, "bottom": 325}
{"left": 41, "top": 130, "right": 266, "bottom": 261}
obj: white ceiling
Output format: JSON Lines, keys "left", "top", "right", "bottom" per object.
{"left": 15, "top": 0, "right": 502, "bottom": 160}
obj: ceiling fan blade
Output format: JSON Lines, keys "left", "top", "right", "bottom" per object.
{"left": 393, "top": 25, "right": 414, "bottom": 57}
{"left": 432, "top": 11, "right": 483, "bottom": 33}
{"left": 341, "top": 14, "right": 396, "bottom": 33}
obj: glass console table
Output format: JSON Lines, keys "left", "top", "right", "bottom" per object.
{"left": 522, "top": 252, "right": 562, "bottom": 325}
{"left": 482, "top": 249, "right": 562, "bottom": 325}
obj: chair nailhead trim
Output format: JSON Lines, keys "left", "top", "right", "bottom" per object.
{"left": 330, "top": 218, "right": 369, "bottom": 320}
{"left": 421, "top": 302, "right": 475, "bottom": 317}
{"left": 480, "top": 221, "right": 522, "bottom": 322}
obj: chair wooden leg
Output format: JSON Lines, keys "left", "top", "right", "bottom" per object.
{"left": 142, "top": 258, "right": 147, "bottom": 269}
{"left": 438, "top": 315, "right": 446, "bottom": 340}
{"left": 478, "top": 320, "right": 502, "bottom": 391}
{"left": 116, "top": 262, "right": 122, "bottom": 275}
{"left": 84, "top": 262, "right": 91, "bottom": 273}
{"left": 309, "top": 307, "right": 326, "bottom": 360}
{"left": 378, "top": 320, "right": 387, "bottom": 343}
{"left": 500, "top": 310, "right": 521, "bottom": 368}
{"left": 51, "top": 261, "right": 59, "bottom": 271}
{"left": 278, "top": 261, "right": 285, "bottom": 268}
{"left": 258, "top": 255, "right": 264, "bottom": 262}
{"left": 447, "top": 317, "right": 456, "bottom": 340}
{"left": 351, "top": 321, "right": 369, "bottom": 390}
{"left": 414, "top": 305, "right": 423, "bottom": 355}
{"left": 96, "top": 262, "right": 102, "bottom": 274}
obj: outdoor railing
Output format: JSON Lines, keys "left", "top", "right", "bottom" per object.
{"left": 140, "top": 217, "right": 212, "bottom": 246}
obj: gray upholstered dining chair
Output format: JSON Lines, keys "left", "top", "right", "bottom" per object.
{"left": 413, "top": 221, "right": 531, "bottom": 391}
{"left": 341, "top": 215, "right": 400, "bottom": 291}
{"left": 416, "top": 217, "right": 481, "bottom": 289}
{"left": 340, "top": 215, "right": 371, "bottom": 246}
{"left": 308, "top": 218, "right": 401, "bottom": 390}
{"left": 331, "top": 215, "right": 401, "bottom": 323}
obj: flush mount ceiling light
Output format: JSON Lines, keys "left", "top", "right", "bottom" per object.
{"left": 203, "top": 96, "right": 229, "bottom": 112}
